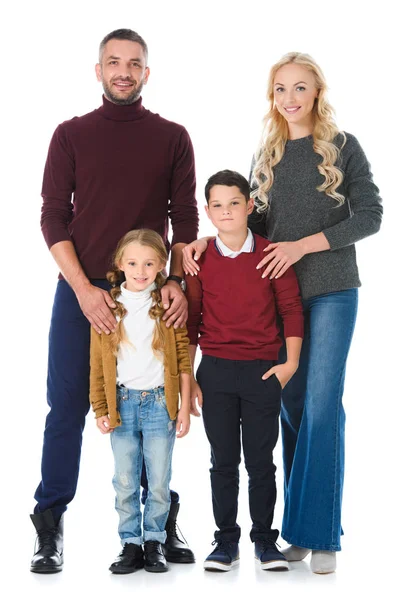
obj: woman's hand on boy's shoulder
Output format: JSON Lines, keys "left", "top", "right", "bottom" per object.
{"left": 96, "top": 415, "right": 114, "bottom": 434}
{"left": 176, "top": 408, "right": 190, "bottom": 438}
{"left": 189, "top": 377, "right": 203, "bottom": 417}
{"left": 262, "top": 361, "right": 299, "bottom": 390}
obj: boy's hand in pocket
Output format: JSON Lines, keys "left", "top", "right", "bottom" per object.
{"left": 262, "top": 361, "right": 299, "bottom": 389}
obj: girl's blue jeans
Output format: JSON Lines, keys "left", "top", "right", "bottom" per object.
{"left": 111, "top": 385, "right": 176, "bottom": 546}
{"left": 280, "top": 288, "right": 358, "bottom": 551}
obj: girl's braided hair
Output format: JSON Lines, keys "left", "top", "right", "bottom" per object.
{"left": 106, "top": 229, "right": 168, "bottom": 356}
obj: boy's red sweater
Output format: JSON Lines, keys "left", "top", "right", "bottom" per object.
{"left": 186, "top": 235, "right": 304, "bottom": 360}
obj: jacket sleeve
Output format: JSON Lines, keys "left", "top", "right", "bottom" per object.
{"left": 323, "top": 134, "right": 383, "bottom": 250}
{"left": 174, "top": 326, "right": 192, "bottom": 375}
{"left": 89, "top": 327, "right": 109, "bottom": 418}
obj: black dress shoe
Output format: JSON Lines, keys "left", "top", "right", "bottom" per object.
{"left": 30, "top": 510, "right": 64, "bottom": 574}
{"left": 109, "top": 543, "right": 144, "bottom": 574}
{"left": 163, "top": 503, "right": 195, "bottom": 563}
{"left": 144, "top": 541, "right": 168, "bottom": 572}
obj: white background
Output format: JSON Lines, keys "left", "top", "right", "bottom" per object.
{"left": 1, "top": 0, "right": 399, "bottom": 598}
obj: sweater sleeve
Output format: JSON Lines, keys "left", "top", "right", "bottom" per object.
{"left": 322, "top": 134, "right": 383, "bottom": 250}
{"left": 89, "top": 328, "right": 108, "bottom": 419}
{"left": 168, "top": 127, "right": 199, "bottom": 247}
{"left": 185, "top": 271, "right": 203, "bottom": 346}
{"left": 40, "top": 123, "right": 75, "bottom": 249}
{"left": 271, "top": 265, "right": 304, "bottom": 339}
{"left": 174, "top": 326, "right": 192, "bottom": 375}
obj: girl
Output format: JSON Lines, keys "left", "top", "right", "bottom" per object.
{"left": 182, "top": 52, "right": 382, "bottom": 574}
{"left": 90, "top": 229, "right": 191, "bottom": 574}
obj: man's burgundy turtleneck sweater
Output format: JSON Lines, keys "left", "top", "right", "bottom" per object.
{"left": 40, "top": 96, "right": 199, "bottom": 278}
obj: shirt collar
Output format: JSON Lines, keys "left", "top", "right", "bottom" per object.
{"left": 215, "top": 228, "right": 254, "bottom": 258}
{"left": 120, "top": 281, "right": 156, "bottom": 300}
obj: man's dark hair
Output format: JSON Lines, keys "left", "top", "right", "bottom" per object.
{"left": 99, "top": 29, "right": 148, "bottom": 64}
{"left": 205, "top": 170, "right": 251, "bottom": 204}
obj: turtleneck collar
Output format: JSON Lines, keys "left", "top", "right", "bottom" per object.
{"left": 120, "top": 281, "right": 156, "bottom": 300}
{"left": 97, "top": 95, "right": 148, "bottom": 122}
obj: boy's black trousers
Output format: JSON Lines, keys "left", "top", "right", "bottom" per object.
{"left": 197, "top": 355, "right": 281, "bottom": 543}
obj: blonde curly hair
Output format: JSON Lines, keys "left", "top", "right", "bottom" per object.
{"left": 106, "top": 229, "right": 167, "bottom": 356}
{"left": 251, "top": 52, "right": 346, "bottom": 211}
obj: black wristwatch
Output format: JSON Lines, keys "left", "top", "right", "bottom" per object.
{"left": 166, "top": 275, "right": 187, "bottom": 292}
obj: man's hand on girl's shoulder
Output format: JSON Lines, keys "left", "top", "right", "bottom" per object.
{"left": 161, "top": 282, "right": 188, "bottom": 328}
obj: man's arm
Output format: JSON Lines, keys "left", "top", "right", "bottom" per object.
{"left": 161, "top": 126, "right": 199, "bottom": 328}
{"left": 41, "top": 124, "right": 116, "bottom": 334}
{"left": 51, "top": 241, "right": 117, "bottom": 335}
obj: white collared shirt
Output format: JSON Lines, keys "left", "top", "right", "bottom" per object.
{"left": 215, "top": 228, "right": 254, "bottom": 258}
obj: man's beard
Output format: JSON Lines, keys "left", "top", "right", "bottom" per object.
{"left": 102, "top": 78, "right": 144, "bottom": 106}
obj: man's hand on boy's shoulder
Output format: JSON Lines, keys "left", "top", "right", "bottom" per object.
{"left": 189, "top": 376, "right": 203, "bottom": 417}
{"left": 262, "top": 361, "right": 299, "bottom": 389}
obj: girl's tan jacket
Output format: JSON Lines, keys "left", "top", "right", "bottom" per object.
{"left": 89, "top": 322, "right": 192, "bottom": 428}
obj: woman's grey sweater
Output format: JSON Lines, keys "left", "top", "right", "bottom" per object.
{"left": 248, "top": 133, "right": 382, "bottom": 300}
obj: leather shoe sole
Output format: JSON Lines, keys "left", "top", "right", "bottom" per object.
{"left": 30, "top": 560, "right": 63, "bottom": 574}
{"left": 109, "top": 560, "right": 144, "bottom": 574}
{"left": 144, "top": 563, "right": 169, "bottom": 573}
{"left": 163, "top": 548, "right": 195, "bottom": 563}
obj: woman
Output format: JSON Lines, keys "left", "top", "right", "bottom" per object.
{"left": 182, "top": 52, "right": 382, "bottom": 574}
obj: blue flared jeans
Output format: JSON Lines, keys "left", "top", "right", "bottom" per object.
{"left": 280, "top": 288, "right": 358, "bottom": 551}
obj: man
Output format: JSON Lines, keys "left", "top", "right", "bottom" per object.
{"left": 31, "top": 28, "right": 198, "bottom": 574}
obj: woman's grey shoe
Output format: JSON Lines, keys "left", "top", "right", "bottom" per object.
{"left": 281, "top": 545, "right": 311, "bottom": 562}
{"left": 310, "top": 551, "right": 336, "bottom": 574}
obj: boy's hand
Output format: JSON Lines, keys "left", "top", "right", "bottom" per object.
{"left": 176, "top": 408, "right": 190, "bottom": 438}
{"left": 96, "top": 415, "right": 114, "bottom": 434}
{"left": 262, "top": 361, "right": 299, "bottom": 389}
{"left": 190, "top": 377, "right": 203, "bottom": 416}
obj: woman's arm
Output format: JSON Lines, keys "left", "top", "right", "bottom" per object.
{"left": 322, "top": 134, "right": 383, "bottom": 249}
{"left": 256, "top": 135, "right": 383, "bottom": 279}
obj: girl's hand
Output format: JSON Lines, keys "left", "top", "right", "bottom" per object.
{"left": 257, "top": 241, "right": 305, "bottom": 279}
{"left": 262, "top": 361, "right": 299, "bottom": 390}
{"left": 182, "top": 238, "right": 210, "bottom": 275}
{"left": 190, "top": 377, "right": 203, "bottom": 417}
{"left": 96, "top": 415, "right": 114, "bottom": 434}
{"left": 176, "top": 409, "right": 190, "bottom": 438}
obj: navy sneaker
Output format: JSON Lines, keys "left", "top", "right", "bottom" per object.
{"left": 203, "top": 540, "right": 240, "bottom": 571}
{"left": 254, "top": 539, "right": 289, "bottom": 571}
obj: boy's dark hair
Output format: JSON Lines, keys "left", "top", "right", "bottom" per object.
{"left": 205, "top": 170, "right": 251, "bottom": 204}
{"left": 99, "top": 29, "right": 148, "bottom": 64}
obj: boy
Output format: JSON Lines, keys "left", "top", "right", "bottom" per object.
{"left": 186, "top": 170, "right": 304, "bottom": 572}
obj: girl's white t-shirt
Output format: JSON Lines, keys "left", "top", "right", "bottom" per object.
{"left": 116, "top": 282, "right": 165, "bottom": 390}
